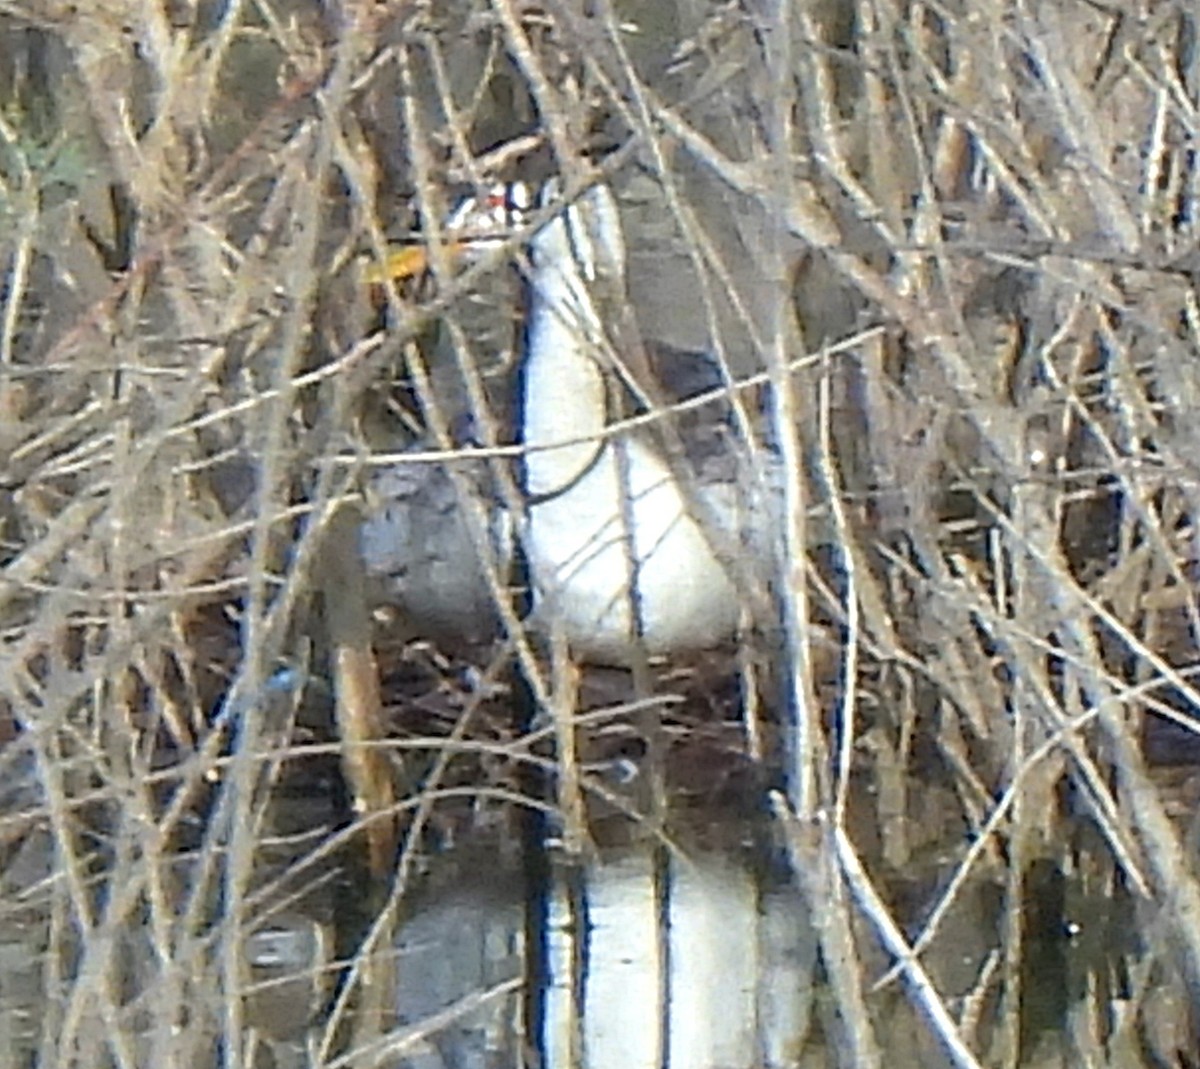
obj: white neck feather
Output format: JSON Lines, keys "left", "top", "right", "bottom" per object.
{"left": 519, "top": 185, "right": 740, "bottom": 662}
{"left": 521, "top": 265, "right": 611, "bottom": 496}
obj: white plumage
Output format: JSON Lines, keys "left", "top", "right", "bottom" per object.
{"left": 361, "top": 179, "right": 777, "bottom": 664}
{"left": 519, "top": 182, "right": 742, "bottom": 662}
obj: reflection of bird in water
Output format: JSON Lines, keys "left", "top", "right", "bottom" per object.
{"left": 361, "top": 178, "right": 779, "bottom": 666}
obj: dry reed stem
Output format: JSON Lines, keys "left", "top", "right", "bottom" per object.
{"left": 2, "top": 0, "right": 1200, "bottom": 1064}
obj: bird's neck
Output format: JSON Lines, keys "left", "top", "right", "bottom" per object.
{"left": 521, "top": 269, "right": 613, "bottom": 496}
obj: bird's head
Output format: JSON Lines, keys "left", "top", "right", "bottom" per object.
{"left": 364, "top": 177, "right": 628, "bottom": 291}
{"left": 362, "top": 181, "right": 534, "bottom": 288}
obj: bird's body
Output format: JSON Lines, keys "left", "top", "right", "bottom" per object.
{"left": 519, "top": 183, "right": 741, "bottom": 662}
{"left": 360, "top": 459, "right": 508, "bottom": 647}
{"left": 361, "top": 179, "right": 769, "bottom": 665}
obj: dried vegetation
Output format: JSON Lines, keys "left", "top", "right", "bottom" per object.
{"left": 1, "top": 0, "right": 1200, "bottom": 1066}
